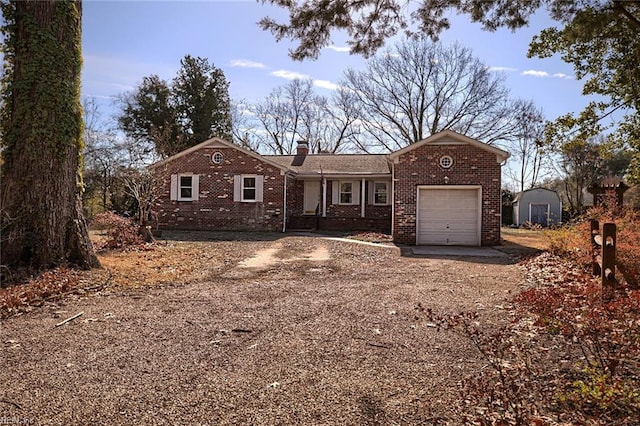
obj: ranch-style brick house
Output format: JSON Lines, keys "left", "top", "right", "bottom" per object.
{"left": 152, "top": 129, "right": 509, "bottom": 246}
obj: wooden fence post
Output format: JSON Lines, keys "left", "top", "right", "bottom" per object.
{"left": 602, "top": 223, "right": 617, "bottom": 301}
{"left": 591, "top": 219, "right": 600, "bottom": 276}
{"left": 590, "top": 220, "right": 618, "bottom": 302}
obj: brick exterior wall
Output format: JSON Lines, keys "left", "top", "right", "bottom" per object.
{"left": 392, "top": 144, "right": 503, "bottom": 246}
{"left": 155, "top": 147, "right": 286, "bottom": 232}
{"left": 287, "top": 180, "right": 392, "bottom": 233}
{"left": 154, "top": 138, "right": 503, "bottom": 243}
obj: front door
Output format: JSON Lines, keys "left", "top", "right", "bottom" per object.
{"left": 303, "top": 181, "right": 321, "bottom": 215}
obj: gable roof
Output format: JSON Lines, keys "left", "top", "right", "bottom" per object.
{"left": 150, "top": 137, "right": 292, "bottom": 172}
{"left": 388, "top": 129, "right": 510, "bottom": 163}
{"left": 268, "top": 153, "right": 390, "bottom": 177}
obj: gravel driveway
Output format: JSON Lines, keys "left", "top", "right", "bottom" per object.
{"left": 1, "top": 236, "right": 526, "bottom": 425}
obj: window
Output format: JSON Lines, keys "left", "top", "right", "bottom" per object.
{"left": 179, "top": 175, "right": 193, "bottom": 199}
{"left": 374, "top": 182, "right": 388, "bottom": 205}
{"left": 242, "top": 176, "right": 256, "bottom": 201}
{"left": 170, "top": 174, "right": 199, "bottom": 201}
{"left": 331, "top": 180, "right": 359, "bottom": 205}
{"left": 233, "top": 175, "right": 263, "bottom": 202}
{"left": 439, "top": 155, "right": 453, "bottom": 169}
{"left": 211, "top": 152, "right": 224, "bottom": 164}
{"left": 340, "top": 182, "right": 353, "bottom": 204}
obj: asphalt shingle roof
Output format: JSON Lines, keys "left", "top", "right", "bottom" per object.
{"left": 267, "top": 154, "right": 391, "bottom": 176}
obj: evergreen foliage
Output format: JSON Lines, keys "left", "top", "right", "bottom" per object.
{"left": 118, "top": 55, "right": 232, "bottom": 158}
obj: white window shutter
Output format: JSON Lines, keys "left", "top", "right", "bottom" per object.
{"left": 233, "top": 175, "right": 241, "bottom": 202}
{"left": 353, "top": 181, "right": 360, "bottom": 205}
{"left": 367, "top": 181, "right": 373, "bottom": 205}
{"left": 256, "top": 175, "right": 264, "bottom": 202}
{"left": 332, "top": 181, "right": 339, "bottom": 204}
{"left": 192, "top": 175, "right": 199, "bottom": 201}
{"left": 170, "top": 174, "right": 178, "bottom": 201}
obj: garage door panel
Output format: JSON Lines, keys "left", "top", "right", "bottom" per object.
{"left": 417, "top": 188, "right": 480, "bottom": 246}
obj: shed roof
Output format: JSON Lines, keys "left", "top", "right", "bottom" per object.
{"left": 513, "top": 187, "right": 560, "bottom": 203}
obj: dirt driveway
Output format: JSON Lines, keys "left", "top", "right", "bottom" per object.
{"left": 1, "top": 235, "right": 527, "bottom": 425}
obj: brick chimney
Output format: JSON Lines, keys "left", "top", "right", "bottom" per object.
{"left": 296, "top": 140, "right": 309, "bottom": 156}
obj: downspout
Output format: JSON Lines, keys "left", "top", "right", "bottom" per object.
{"left": 282, "top": 173, "right": 288, "bottom": 233}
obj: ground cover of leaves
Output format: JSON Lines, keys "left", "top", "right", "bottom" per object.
{"left": 1, "top": 232, "right": 529, "bottom": 425}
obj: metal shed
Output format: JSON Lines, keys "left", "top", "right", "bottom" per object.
{"left": 512, "top": 188, "right": 562, "bottom": 227}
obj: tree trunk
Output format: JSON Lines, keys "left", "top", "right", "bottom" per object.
{"left": 0, "top": 0, "right": 100, "bottom": 271}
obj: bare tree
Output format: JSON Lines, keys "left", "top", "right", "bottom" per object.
{"left": 504, "top": 100, "right": 548, "bottom": 193}
{"left": 342, "top": 38, "right": 528, "bottom": 151}
{"left": 83, "top": 97, "right": 125, "bottom": 214}
{"left": 120, "top": 168, "right": 164, "bottom": 242}
{"left": 253, "top": 78, "right": 322, "bottom": 154}
{"left": 316, "top": 87, "right": 362, "bottom": 153}
{"left": 230, "top": 99, "right": 262, "bottom": 151}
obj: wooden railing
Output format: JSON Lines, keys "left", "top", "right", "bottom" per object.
{"left": 590, "top": 219, "right": 618, "bottom": 300}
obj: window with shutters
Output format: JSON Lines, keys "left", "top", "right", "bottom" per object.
{"left": 170, "top": 174, "right": 199, "bottom": 202}
{"left": 179, "top": 175, "right": 193, "bottom": 201}
{"left": 242, "top": 176, "right": 256, "bottom": 202}
{"left": 233, "top": 175, "right": 263, "bottom": 203}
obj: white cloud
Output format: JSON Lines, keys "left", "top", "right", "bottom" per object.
{"left": 553, "top": 72, "right": 574, "bottom": 79}
{"left": 229, "top": 59, "right": 267, "bottom": 69}
{"left": 488, "top": 66, "right": 517, "bottom": 72}
{"left": 313, "top": 79, "right": 339, "bottom": 90}
{"left": 521, "top": 69, "right": 550, "bottom": 78}
{"left": 325, "top": 45, "right": 350, "bottom": 53}
{"left": 270, "top": 70, "right": 310, "bottom": 80}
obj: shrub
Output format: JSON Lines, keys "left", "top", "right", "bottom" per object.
{"left": 91, "top": 212, "right": 145, "bottom": 250}
{"left": 515, "top": 278, "right": 640, "bottom": 420}
{"left": 545, "top": 207, "right": 640, "bottom": 288}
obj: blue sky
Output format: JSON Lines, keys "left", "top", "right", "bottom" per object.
{"left": 82, "top": 0, "right": 593, "bottom": 128}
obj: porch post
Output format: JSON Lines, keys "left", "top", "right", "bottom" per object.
{"left": 361, "top": 178, "right": 366, "bottom": 218}
{"left": 322, "top": 177, "right": 327, "bottom": 217}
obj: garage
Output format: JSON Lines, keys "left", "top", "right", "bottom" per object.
{"left": 417, "top": 186, "right": 481, "bottom": 246}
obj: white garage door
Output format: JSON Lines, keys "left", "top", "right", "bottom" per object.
{"left": 417, "top": 187, "right": 480, "bottom": 246}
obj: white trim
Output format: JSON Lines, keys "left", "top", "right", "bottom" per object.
{"left": 415, "top": 185, "right": 482, "bottom": 246}
{"left": 211, "top": 151, "right": 224, "bottom": 164}
{"left": 322, "top": 177, "right": 327, "bottom": 217}
{"left": 360, "top": 178, "right": 366, "bottom": 218}
{"left": 439, "top": 155, "right": 454, "bottom": 169}
{"left": 391, "top": 164, "right": 395, "bottom": 237}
